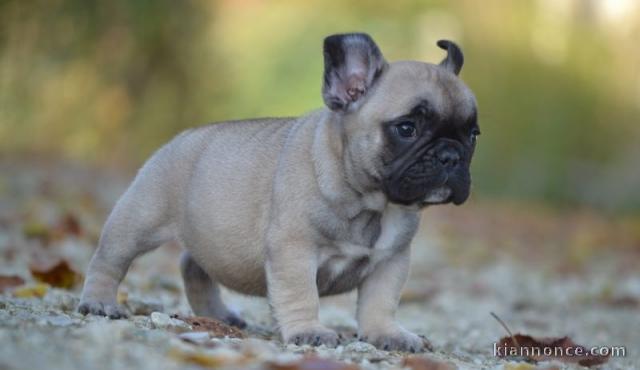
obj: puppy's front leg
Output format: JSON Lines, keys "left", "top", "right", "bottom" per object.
{"left": 357, "top": 247, "right": 425, "bottom": 352}
{"left": 266, "top": 240, "right": 339, "bottom": 347}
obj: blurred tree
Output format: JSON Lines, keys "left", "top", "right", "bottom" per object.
{"left": 0, "top": 0, "right": 231, "bottom": 162}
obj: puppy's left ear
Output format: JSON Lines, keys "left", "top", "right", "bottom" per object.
{"left": 322, "top": 33, "right": 387, "bottom": 112}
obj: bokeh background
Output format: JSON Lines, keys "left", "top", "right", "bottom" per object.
{"left": 1, "top": 2, "right": 640, "bottom": 368}
{"left": 1, "top": 0, "right": 639, "bottom": 213}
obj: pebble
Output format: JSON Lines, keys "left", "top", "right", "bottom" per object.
{"left": 150, "top": 312, "right": 191, "bottom": 332}
{"left": 178, "top": 331, "right": 210, "bottom": 344}
{"left": 44, "top": 291, "right": 78, "bottom": 312}
{"left": 344, "top": 341, "right": 377, "bottom": 353}
{"left": 39, "top": 314, "right": 76, "bottom": 327}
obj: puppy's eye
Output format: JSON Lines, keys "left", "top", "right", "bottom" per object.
{"left": 396, "top": 122, "right": 417, "bottom": 138}
{"left": 470, "top": 128, "right": 480, "bottom": 143}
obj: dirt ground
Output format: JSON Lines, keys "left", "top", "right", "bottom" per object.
{"left": 1, "top": 159, "right": 638, "bottom": 370}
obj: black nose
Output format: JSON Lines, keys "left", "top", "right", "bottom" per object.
{"left": 437, "top": 148, "right": 460, "bottom": 168}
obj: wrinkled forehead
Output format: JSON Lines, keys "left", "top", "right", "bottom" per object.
{"left": 362, "top": 61, "right": 476, "bottom": 122}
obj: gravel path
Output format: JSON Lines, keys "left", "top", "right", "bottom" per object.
{"left": 1, "top": 160, "right": 638, "bottom": 370}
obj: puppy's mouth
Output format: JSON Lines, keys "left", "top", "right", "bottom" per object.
{"left": 420, "top": 186, "right": 453, "bottom": 206}
{"left": 383, "top": 168, "right": 471, "bottom": 207}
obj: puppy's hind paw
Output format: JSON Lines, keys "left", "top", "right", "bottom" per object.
{"left": 78, "top": 300, "right": 129, "bottom": 319}
{"left": 360, "top": 326, "right": 427, "bottom": 353}
{"left": 285, "top": 325, "right": 339, "bottom": 347}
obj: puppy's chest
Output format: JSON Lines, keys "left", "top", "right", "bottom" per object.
{"left": 316, "top": 206, "right": 413, "bottom": 295}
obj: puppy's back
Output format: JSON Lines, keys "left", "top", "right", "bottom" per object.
{"left": 145, "top": 117, "right": 297, "bottom": 214}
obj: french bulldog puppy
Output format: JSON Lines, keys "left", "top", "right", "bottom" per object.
{"left": 78, "top": 33, "right": 479, "bottom": 352}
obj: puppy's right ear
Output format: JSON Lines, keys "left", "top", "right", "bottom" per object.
{"left": 322, "top": 33, "right": 387, "bottom": 112}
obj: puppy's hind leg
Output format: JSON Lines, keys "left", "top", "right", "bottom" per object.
{"left": 78, "top": 174, "right": 175, "bottom": 319}
{"left": 180, "top": 252, "right": 246, "bottom": 328}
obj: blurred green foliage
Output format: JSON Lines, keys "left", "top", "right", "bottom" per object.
{"left": 1, "top": 0, "right": 639, "bottom": 212}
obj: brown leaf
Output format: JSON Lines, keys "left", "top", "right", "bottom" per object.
{"left": 23, "top": 213, "right": 84, "bottom": 246}
{"left": 57, "top": 212, "right": 82, "bottom": 236}
{"left": 403, "top": 355, "right": 457, "bottom": 370}
{"left": 502, "top": 364, "right": 536, "bottom": 370}
{"left": 496, "top": 334, "right": 609, "bottom": 367}
{"left": 29, "top": 260, "right": 82, "bottom": 289}
{"left": 0, "top": 275, "right": 25, "bottom": 293}
{"left": 168, "top": 348, "right": 227, "bottom": 367}
{"left": 267, "top": 356, "right": 359, "bottom": 370}
{"left": 179, "top": 316, "right": 245, "bottom": 338}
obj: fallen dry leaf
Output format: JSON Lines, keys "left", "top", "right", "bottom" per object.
{"left": 13, "top": 283, "right": 49, "bottom": 298}
{"left": 178, "top": 316, "right": 245, "bottom": 338}
{"left": 402, "top": 355, "right": 457, "bottom": 370}
{"left": 22, "top": 212, "right": 84, "bottom": 246}
{"left": 496, "top": 334, "right": 609, "bottom": 367}
{"left": 0, "top": 275, "right": 25, "bottom": 293}
{"left": 23, "top": 221, "right": 51, "bottom": 245}
{"left": 268, "top": 356, "right": 360, "bottom": 370}
{"left": 29, "top": 260, "right": 82, "bottom": 289}
{"left": 56, "top": 212, "right": 83, "bottom": 236}
{"left": 503, "top": 363, "right": 536, "bottom": 370}
{"left": 168, "top": 348, "right": 228, "bottom": 367}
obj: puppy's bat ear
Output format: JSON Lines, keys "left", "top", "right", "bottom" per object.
{"left": 437, "top": 40, "right": 464, "bottom": 75}
{"left": 322, "top": 33, "right": 387, "bottom": 112}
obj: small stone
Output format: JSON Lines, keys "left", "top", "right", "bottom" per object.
{"left": 59, "top": 293, "right": 79, "bottom": 311}
{"left": 45, "top": 291, "right": 79, "bottom": 312}
{"left": 344, "top": 341, "right": 377, "bottom": 353}
{"left": 150, "top": 312, "right": 191, "bottom": 332}
{"left": 39, "top": 314, "right": 76, "bottom": 327}
{"left": 179, "top": 331, "right": 211, "bottom": 344}
{"left": 151, "top": 312, "right": 171, "bottom": 327}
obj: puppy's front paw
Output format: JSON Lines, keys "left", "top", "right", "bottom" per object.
{"left": 360, "top": 326, "right": 427, "bottom": 352}
{"left": 284, "top": 324, "right": 339, "bottom": 347}
{"left": 78, "top": 300, "right": 129, "bottom": 319}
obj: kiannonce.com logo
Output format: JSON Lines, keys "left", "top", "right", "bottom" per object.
{"left": 493, "top": 343, "right": 627, "bottom": 358}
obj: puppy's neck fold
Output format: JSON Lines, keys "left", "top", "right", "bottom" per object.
{"left": 311, "top": 112, "right": 387, "bottom": 217}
